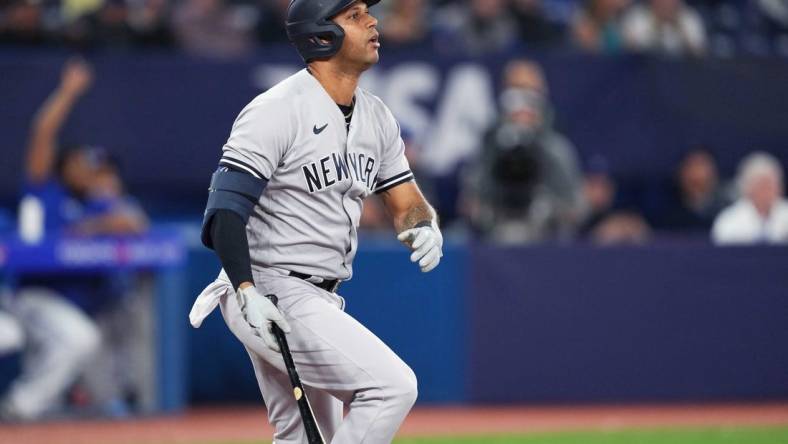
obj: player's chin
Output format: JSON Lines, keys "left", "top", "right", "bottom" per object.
{"left": 358, "top": 52, "right": 379, "bottom": 69}
{"left": 368, "top": 44, "right": 380, "bottom": 59}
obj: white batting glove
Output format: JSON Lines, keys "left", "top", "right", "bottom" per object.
{"left": 397, "top": 221, "right": 443, "bottom": 273}
{"left": 236, "top": 286, "right": 291, "bottom": 352}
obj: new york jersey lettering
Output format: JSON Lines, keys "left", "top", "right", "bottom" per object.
{"left": 302, "top": 152, "right": 377, "bottom": 193}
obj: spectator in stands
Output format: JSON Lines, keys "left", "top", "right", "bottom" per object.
{"left": 0, "top": 0, "right": 48, "bottom": 45}
{"left": 660, "top": 147, "right": 731, "bottom": 233}
{"left": 56, "top": 0, "right": 107, "bottom": 47}
{"left": 171, "top": 0, "right": 256, "bottom": 58}
{"left": 589, "top": 209, "right": 652, "bottom": 244}
{"left": 578, "top": 155, "right": 616, "bottom": 234}
{"left": 509, "top": 0, "right": 564, "bottom": 46}
{"left": 379, "top": 0, "right": 433, "bottom": 49}
{"left": 465, "top": 59, "right": 584, "bottom": 244}
{"left": 578, "top": 156, "right": 652, "bottom": 244}
{"left": 0, "top": 58, "right": 147, "bottom": 422}
{"left": 712, "top": 152, "right": 788, "bottom": 244}
{"left": 127, "top": 0, "right": 173, "bottom": 46}
{"left": 434, "top": 0, "right": 519, "bottom": 55}
{"left": 92, "top": 0, "right": 136, "bottom": 46}
{"left": 622, "top": 0, "right": 707, "bottom": 56}
{"left": 571, "top": 0, "right": 630, "bottom": 53}
{"left": 91, "top": 0, "right": 172, "bottom": 47}
{"left": 0, "top": 0, "right": 172, "bottom": 48}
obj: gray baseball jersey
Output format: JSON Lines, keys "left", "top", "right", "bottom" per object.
{"left": 217, "top": 69, "right": 413, "bottom": 281}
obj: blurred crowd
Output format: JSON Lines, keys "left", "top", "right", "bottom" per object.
{"left": 2, "top": 0, "right": 788, "bottom": 58}
{"left": 360, "top": 56, "right": 788, "bottom": 246}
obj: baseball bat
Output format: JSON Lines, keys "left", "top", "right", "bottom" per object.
{"left": 266, "top": 294, "right": 326, "bottom": 444}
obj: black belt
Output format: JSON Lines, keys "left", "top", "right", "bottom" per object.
{"left": 288, "top": 271, "right": 340, "bottom": 293}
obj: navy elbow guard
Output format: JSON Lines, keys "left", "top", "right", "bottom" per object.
{"left": 201, "top": 167, "right": 267, "bottom": 249}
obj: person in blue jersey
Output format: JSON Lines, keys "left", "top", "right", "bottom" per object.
{"left": 0, "top": 58, "right": 148, "bottom": 421}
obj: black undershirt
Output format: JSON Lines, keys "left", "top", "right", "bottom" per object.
{"left": 338, "top": 97, "right": 355, "bottom": 131}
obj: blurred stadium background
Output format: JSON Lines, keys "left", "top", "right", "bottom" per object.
{"left": 1, "top": 0, "right": 788, "bottom": 442}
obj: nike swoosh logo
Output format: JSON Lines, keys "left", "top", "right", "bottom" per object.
{"left": 313, "top": 123, "right": 328, "bottom": 135}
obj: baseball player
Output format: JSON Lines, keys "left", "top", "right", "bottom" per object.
{"left": 189, "top": 0, "right": 443, "bottom": 442}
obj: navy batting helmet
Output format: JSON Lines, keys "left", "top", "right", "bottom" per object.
{"left": 286, "top": 0, "right": 381, "bottom": 63}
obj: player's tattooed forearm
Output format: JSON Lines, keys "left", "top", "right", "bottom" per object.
{"left": 398, "top": 203, "right": 435, "bottom": 232}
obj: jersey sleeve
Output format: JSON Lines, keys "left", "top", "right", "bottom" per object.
{"left": 374, "top": 106, "right": 414, "bottom": 194}
{"left": 219, "top": 98, "right": 294, "bottom": 180}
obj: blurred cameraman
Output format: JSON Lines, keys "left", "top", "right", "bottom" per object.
{"left": 464, "top": 59, "right": 584, "bottom": 243}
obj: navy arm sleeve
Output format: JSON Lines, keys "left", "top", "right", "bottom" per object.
{"left": 201, "top": 165, "right": 267, "bottom": 291}
{"left": 210, "top": 209, "right": 253, "bottom": 291}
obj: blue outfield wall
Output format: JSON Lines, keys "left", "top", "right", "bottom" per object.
{"left": 469, "top": 244, "right": 788, "bottom": 404}
{"left": 185, "top": 242, "right": 788, "bottom": 405}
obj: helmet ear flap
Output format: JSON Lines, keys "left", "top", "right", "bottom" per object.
{"left": 291, "top": 20, "right": 346, "bottom": 63}
{"left": 286, "top": 0, "right": 375, "bottom": 63}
